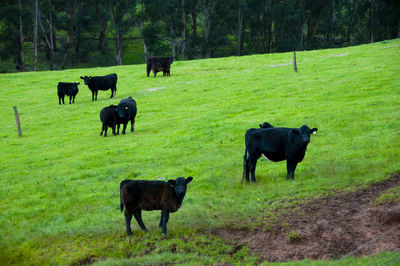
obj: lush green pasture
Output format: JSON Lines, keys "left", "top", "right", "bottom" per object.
{"left": 0, "top": 39, "right": 399, "bottom": 264}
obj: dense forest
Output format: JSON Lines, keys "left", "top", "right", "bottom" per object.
{"left": 1, "top": 0, "right": 399, "bottom": 72}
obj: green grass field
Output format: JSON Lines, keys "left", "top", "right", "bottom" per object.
{"left": 0, "top": 39, "right": 399, "bottom": 265}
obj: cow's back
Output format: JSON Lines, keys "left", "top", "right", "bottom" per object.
{"left": 121, "top": 180, "right": 174, "bottom": 211}
{"left": 92, "top": 74, "right": 117, "bottom": 90}
{"left": 246, "top": 127, "right": 291, "bottom": 161}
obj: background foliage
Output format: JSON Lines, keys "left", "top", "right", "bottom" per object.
{"left": 0, "top": 0, "right": 399, "bottom": 72}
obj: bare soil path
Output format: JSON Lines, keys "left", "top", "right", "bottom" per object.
{"left": 216, "top": 175, "right": 400, "bottom": 262}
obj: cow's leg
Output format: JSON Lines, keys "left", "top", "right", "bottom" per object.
{"left": 110, "top": 88, "right": 114, "bottom": 98}
{"left": 248, "top": 155, "right": 258, "bottom": 183}
{"left": 133, "top": 209, "right": 147, "bottom": 231}
{"left": 116, "top": 124, "right": 120, "bottom": 135}
{"left": 124, "top": 209, "right": 133, "bottom": 236}
{"left": 104, "top": 126, "right": 108, "bottom": 137}
{"left": 112, "top": 123, "right": 116, "bottom": 135}
{"left": 62, "top": 96, "right": 65, "bottom": 104}
{"left": 286, "top": 160, "right": 298, "bottom": 180}
{"left": 72, "top": 95, "right": 75, "bottom": 103}
{"left": 95, "top": 91, "right": 98, "bottom": 100}
{"left": 147, "top": 65, "right": 151, "bottom": 77}
{"left": 91, "top": 91, "right": 95, "bottom": 101}
{"left": 122, "top": 123, "right": 127, "bottom": 134}
{"left": 69, "top": 95, "right": 72, "bottom": 104}
{"left": 59, "top": 97, "right": 62, "bottom": 105}
{"left": 243, "top": 157, "right": 250, "bottom": 182}
{"left": 130, "top": 119, "right": 135, "bottom": 132}
{"left": 100, "top": 124, "right": 105, "bottom": 136}
{"left": 161, "top": 209, "right": 170, "bottom": 235}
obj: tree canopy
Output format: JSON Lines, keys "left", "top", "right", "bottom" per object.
{"left": 0, "top": 0, "right": 399, "bottom": 72}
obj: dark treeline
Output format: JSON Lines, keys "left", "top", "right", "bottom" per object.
{"left": 1, "top": 0, "right": 399, "bottom": 72}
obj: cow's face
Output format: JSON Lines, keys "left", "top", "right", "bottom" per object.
{"left": 80, "top": 76, "right": 91, "bottom": 85}
{"left": 292, "top": 125, "right": 318, "bottom": 144}
{"left": 116, "top": 104, "right": 130, "bottom": 118}
{"left": 259, "top": 122, "right": 273, "bottom": 128}
{"left": 168, "top": 177, "right": 193, "bottom": 202}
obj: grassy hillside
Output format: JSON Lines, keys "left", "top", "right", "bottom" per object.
{"left": 0, "top": 39, "right": 399, "bottom": 265}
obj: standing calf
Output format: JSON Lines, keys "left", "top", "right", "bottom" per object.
{"left": 99, "top": 105, "right": 120, "bottom": 137}
{"left": 57, "top": 82, "right": 79, "bottom": 105}
{"left": 120, "top": 176, "right": 193, "bottom": 236}
{"left": 243, "top": 125, "right": 318, "bottom": 182}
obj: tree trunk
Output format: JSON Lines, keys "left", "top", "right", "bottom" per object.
{"left": 48, "top": 0, "right": 54, "bottom": 70}
{"left": 114, "top": 30, "right": 122, "bottom": 65}
{"left": 300, "top": 22, "right": 306, "bottom": 50}
{"left": 192, "top": 0, "right": 197, "bottom": 36}
{"left": 202, "top": 0, "right": 213, "bottom": 57}
{"left": 369, "top": 1, "right": 375, "bottom": 43}
{"left": 139, "top": 0, "right": 147, "bottom": 57}
{"left": 62, "top": 1, "right": 76, "bottom": 69}
{"left": 33, "top": 0, "right": 38, "bottom": 71}
{"left": 330, "top": 0, "right": 335, "bottom": 45}
{"left": 18, "top": 0, "right": 25, "bottom": 72}
{"left": 181, "top": 0, "right": 186, "bottom": 60}
{"left": 38, "top": 0, "right": 55, "bottom": 70}
{"left": 236, "top": 1, "right": 243, "bottom": 56}
{"left": 264, "top": 0, "right": 272, "bottom": 53}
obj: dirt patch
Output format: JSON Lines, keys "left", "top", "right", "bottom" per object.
{"left": 328, "top": 53, "right": 349, "bottom": 57}
{"left": 216, "top": 174, "right": 400, "bottom": 262}
{"left": 269, "top": 63, "right": 291, "bottom": 68}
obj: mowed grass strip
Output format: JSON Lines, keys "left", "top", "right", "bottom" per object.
{"left": 0, "top": 39, "right": 399, "bottom": 264}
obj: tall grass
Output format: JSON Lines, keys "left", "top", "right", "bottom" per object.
{"left": 0, "top": 39, "right": 399, "bottom": 264}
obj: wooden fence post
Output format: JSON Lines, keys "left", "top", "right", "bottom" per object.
{"left": 13, "top": 106, "right": 22, "bottom": 137}
{"left": 293, "top": 51, "right": 298, "bottom": 72}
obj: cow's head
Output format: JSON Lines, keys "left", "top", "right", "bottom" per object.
{"left": 80, "top": 76, "right": 92, "bottom": 85}
{"left": 291, "top": 125, "right": 318, "bottom": 144}
{"left": 259, "top": 122, "right": 273, "bottom": 128}
{"left": 168, "top": 176, "right": 193, "bottom": 203}
{"left": 116, "top": 102, "right": 130, "bottom": 119}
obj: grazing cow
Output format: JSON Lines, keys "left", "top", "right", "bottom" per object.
{"left": 57, "top": 82, "right": 79, "bottom": 105}
{"left": 116, "top": 97, "right": 137, "bottom": 134}
{"left": 120, "top": 176, "right": 193, "bottom": 236}
{"left": 99, "top": 105, "right": 120, "bottom": 137}
{"left": 80, "top": 73, "right": 117, "bottom": 101}
{"left": 146, "top": 56, "right": 174, "bottom": 77}
{"left": 242, "top": 125, "right": 318, "bottom": 183}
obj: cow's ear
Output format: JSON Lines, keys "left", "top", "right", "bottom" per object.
{"left": 76, "top": 82, "right": 80, "bottom": 85}
{"left": 291, "top": 129, "right": 300, "bottom": 135}
{"left": 80, "top": 76, "right": 83, "bottom": 79}
{"left": 168, "top": 180, "right": 176, "bottom": 187}
{"left": 259, "top": 124, "right": 263, "bottom": 128}
{"left": 186, "top": 176, "right": 193, "bottom": 184}
{"left": 311, "top": 128, "right": 318, "bottom": 135}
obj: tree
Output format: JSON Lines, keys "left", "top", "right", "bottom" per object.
{"left": 33, "top": 0, "right": 38, "bottom": 71}
{"left": 39, "top": 0, "right": 55, "bottom": 70}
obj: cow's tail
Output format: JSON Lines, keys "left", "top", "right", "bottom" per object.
{"left": 241, "top": 146, "right": 249, "bottom": 184}
{"left": 120, "top": 179, "right": 130, "bottom": 212}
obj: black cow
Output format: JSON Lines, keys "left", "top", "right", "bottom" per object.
{"left": 120, "top": 176, "right": 193, "bottom": 236}
{"left": 57, "top": 82, "right": 79, "bottom": 105}
{"left": 116, "top": 97, "right": 137, "bottom": 134}
{"left": 99, "top": 105, "right": 120, "bottom": 137}
{"left": 146, "top": 56, "right": 174, "bottom": 77}
{"left": 243, "top": 125, "right": 318, "bottom": 183}
{"left": 80, "top": 74, "right": 117, "bottom": 101}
